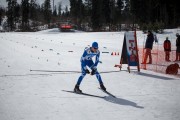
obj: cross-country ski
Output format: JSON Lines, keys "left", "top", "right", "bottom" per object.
{"left": 98, "top": 88, "right": 116, "bottom": 98}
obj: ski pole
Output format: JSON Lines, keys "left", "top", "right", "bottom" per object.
{"left": 30, "top": 69, "right": 81, "bottom": 73}
{"left": 30, "top": 69, "right": 121, "bottom": 74}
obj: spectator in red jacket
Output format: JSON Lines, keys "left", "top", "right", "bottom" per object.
{"left": 163, "top": 37, "right": 171, "bottom": 61}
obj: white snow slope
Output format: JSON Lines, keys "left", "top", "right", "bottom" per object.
{"left": 0, "top": 28, "right": 180, "bottom": 120}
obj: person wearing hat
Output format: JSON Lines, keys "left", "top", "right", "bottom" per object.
{"left": 163, "top": 37, "right": 171, "bottom": 61}
{"left": 175, "top": 33, "right": 180, "bottom": 61}
{"left": 142, "top": 30, "right": 154, "bottom": 64}
{"left": 74, "top": 42, "right": 106, "bottom": 93}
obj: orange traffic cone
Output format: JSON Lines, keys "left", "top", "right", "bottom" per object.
{"left": 111, "top": 52, "right": 114, "bottom": 55}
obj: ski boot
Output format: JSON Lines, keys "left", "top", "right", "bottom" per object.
{"left": 100, "top": 84, "right": 106, "bottom": 91}
{"left": 74, "top": 85, "right": 82, "bottom": 93}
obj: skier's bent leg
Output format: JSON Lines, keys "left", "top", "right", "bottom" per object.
{"left": 74, "top": 72, "right": 86, "bottom": 93}
{"left": 95, "top": 71, "right": 103, "bottom": 85}
{"left": 95, "top": 71, "right": 106, "bottom": 91}
{"left": 76, "top": 72, "right": 86, "bottom": 86}
{"left": 96, "top": 71, "right": 106, "bottom": 91}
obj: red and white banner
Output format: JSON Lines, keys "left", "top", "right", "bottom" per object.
{"left": 125, "top": 32, "right": 138, "bottom": 66}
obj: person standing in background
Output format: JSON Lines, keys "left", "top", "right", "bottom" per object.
{"left": 142, "top": 30, "right": 154, "bottom": 64}
{"left": 163, "top": 37, "right": 171, "bottom": 61}
{"left": 152, "top": 31, "right": 158, "bottom": 44}
{"left": 175, "top": 33, "right": 180, "bottom": 61}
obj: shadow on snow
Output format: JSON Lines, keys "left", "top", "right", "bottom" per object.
{"left": 104, "top": 96, "right": 144, "bottom": 109}
{"left": 135, "top": 72, "right": 178, "bottom": 80}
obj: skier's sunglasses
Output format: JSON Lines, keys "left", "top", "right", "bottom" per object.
{"left": 93, "top": 47, "right": 98, "bottom": 49}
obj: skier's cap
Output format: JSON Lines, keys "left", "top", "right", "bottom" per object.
{"left": 92, "top": 42, "right": 98, "bottom": 49}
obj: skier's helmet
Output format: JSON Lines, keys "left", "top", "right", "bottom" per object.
{"left": 92, "top": 42, "right": 98, "bottom": 49}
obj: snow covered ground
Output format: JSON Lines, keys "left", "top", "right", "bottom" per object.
{"left": 0, "top": 28, "right": 180, "bottom": 120}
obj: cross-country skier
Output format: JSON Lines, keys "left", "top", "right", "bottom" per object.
{"left": 74, "top": 42, "right": 106, "bottom": 93}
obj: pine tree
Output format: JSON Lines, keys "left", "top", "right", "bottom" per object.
{"left": 43, "top": 0, "right": 52, "bottom": 24}
{"left": 116, "top": 0, "right": 123, "bottom": 30}
{"left": 58, "top": 2, "right": 62, "bottom": 16}
{"left": 29, "top": 0, "right": 38, "bottom": 21}
{"left": 129, "top": 0, "right": 180, "bottom": 28}
{"left": 102, "top": 0, "right": 110, "bottom": 26}
{"left": 77, "top": 0, "right": 83, "bottom": 18}
{"left": 14, "top": 3, "right": 20, "bottom": 29}
{"left": 21, "top": 0, "right": 30, "bottom": 31}
{"left": 65, "top": 5, "right": 70, "bottom": 17}
{"left": 53, "top": 5, "right": 57, "bottom": 16}
{"left": 0, "top": 7, "right": 5, "bottom": 25}
{"left": 83, "top": 0, "right": 92, "bottom": 29}
{"left": 84, "top": 0, "right": 92, "bottom": 17}
{"left": 0, "top": 8, "right": 2, "bottom": 25}
{"left": 123, "top": 0, "right": 132, "bottom": 26}
{"left": 6, "top": 0, "right": 17, "bottom": 31}
{"left": 70, "top": 0, "right": 77, "bottom": 18}
{"left": 77, "top": 0, "right": 84, "bottom": 28}
{"left": 109, "top": 0, "right": 116, "bottom": 27}
{"left": 91, "top": 0, "right": 103, "bottom": 31}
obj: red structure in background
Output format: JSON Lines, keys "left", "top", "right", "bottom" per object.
{"left": 59, "top": 22, "right": 73, "bottom": 32}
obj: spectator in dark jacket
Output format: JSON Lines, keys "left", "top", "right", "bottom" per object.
{"left": 175, "top": 33, "right": 180, "bottom": 61}
{"left": 142, "top": 30, "right": 154, "bottom": 64}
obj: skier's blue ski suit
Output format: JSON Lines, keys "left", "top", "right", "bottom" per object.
{"left": 76, "top": 47, "right": 103, "bottom": 85}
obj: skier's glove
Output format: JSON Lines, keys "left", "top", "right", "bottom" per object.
{"left": 85, "top": 69, "right": 90, "bottom": 74}
{"left": 91, "top": 68, "right": 97, "bottom": 75}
